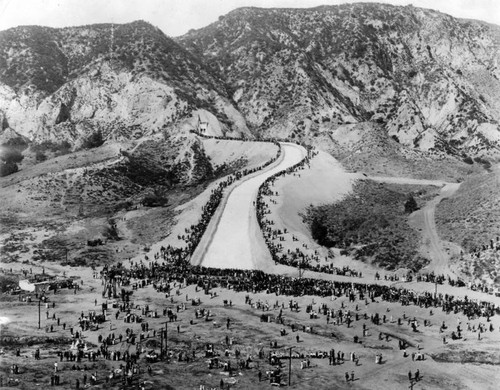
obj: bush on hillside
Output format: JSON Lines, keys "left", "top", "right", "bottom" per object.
{"left": 0, "top": 161, "right": 18, "bottom": 177}
{"left": 31, "top": 140, "right": 72, "bottom": 156}
{"left": 463, "top": 156, "right": 474, "bottom": 165}
{"left": 404, "top": 195, "right": 418, "bottom": 213}
{"left": 0, "top": 147, "right": 24, "bottom": 164}
{"left": 81, "top": 130, "right": 104, "bottom": 149}
{"left": 35, "top": 150, "right": 47, "bottom": 162}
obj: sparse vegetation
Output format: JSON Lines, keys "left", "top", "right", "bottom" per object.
{"left": 306, "top": 180, "right": 430, "bottom": 271}
{"left": 31, "top": 140, "right": 72, "bottom": 158}
{"left": 81, "top": 130, "right": 104, "bottom": 149}
{"left": 436, "top": 169, "right": 500, "bottom": 252}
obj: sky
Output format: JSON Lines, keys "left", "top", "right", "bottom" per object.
{"left": 0, "top": 0, "right": 499, "bottom": 37}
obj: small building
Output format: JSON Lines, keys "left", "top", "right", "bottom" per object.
{"left": 19, "top": 279, "right": 51, "bottom": 293}
{"left": 197, "top": 115, "right": 209, "bottom": 134}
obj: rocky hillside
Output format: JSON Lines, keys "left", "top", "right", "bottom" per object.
{"left": 179, "top": 3, "right": 500, "bottom": 159}
{"left": 0, "top": 20, "right": 251, "bottom": 147}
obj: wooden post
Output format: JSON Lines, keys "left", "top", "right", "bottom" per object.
{"left": 160, "top": 328, "right": 163, "bottom": 359}
{"left": 38, "top": 298, "right": 41, "bottom": 329}
{"left": 159, "top": 321, "right": 168, "bottom": 360}
{"left": 289, "top": 347, "right": 292, "bottom": 386}
{"left": 287, "top": 346, "right": 295, "bottom": 386}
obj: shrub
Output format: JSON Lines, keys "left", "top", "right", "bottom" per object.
{"left": 31, "top": 140, "right": 71, "bottom": 155}
{"left": 82, "top": 130, "right": 104, "bottom": 149}
{"left": 463, "top": 156, "right": 474, "bottom": 165}
{"left": 35, "top": 150, "right": 47, "bottom": 162}
{"left": 0, "top": 147, "right": 23, "bottom": 164}
{"left": 142, "top": 194, "right": 169, "bottom": 207}
{"left": 0, "top": 161, "right": 18, "bottom": 176}
{"left": 404, "top": 195, "right": 418, "bottom": 213}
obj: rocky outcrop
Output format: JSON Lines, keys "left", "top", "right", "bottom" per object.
{"left": 2, "top": 6, "right": 500, "bottom": 160}
{"left": 0, "top": 21, "right": 252, "bottom": 147}
{"left": 179, "top": 4, "right": 500, "bottom": 158}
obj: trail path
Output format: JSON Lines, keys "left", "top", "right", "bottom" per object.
{"left": 417, "top": 183, "right": 461, "bottom": 276}
{"left": 191, "top": 143, "right": 306, "bottom": 269}
{"left": 370, "top": 176, "right": 461, "bottom": 277}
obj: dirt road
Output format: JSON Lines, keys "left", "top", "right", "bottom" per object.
{"left": 419, "top": 183, "right": 461, "bottom": 276}
{"left": 371, "top": 177, "right": 461, "bottom": 277}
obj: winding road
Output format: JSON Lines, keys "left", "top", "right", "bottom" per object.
{"left": 190, "top": 142, "right": 306, "bottom": 270}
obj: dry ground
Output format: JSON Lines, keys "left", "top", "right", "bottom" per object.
{"left": 1, "top": 140, "right": 500, "bottom": 390}
{"left": 1, "top": 260, "right": 500, "bottom": 390}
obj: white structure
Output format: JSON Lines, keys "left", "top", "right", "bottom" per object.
{"left": 197, "top": 115, "right": 209, "bottom": 133}
{"left": 19, "top": 279, "right": 51, "bottom": 293}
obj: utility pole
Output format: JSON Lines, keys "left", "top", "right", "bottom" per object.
{"left": 160, "top": 328, "right": 163, "bottom": 359}
{"left": 159, "top": 321, "right": 168, "bottom": 360}
{"left": 165, "top": 321, "right": 168, "bottom": 362}
{"left": 286, "top": 346, "right": 296, "bottom": 386}
{"left": 38, "top": 298, "right": 41, "bottom": 329}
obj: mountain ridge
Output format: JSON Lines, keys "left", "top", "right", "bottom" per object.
{"left": 178, "top": 3, "right": 500, "bottom": 160}
{"left": 1, "top": 3, "right": 500, "bottom": 168}
{"left": 0, "top": 20, "right": 251, "bottom": 148}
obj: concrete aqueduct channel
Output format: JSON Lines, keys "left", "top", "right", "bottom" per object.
{"left": 190, "top": 142, "right": 306, "bottom": 270}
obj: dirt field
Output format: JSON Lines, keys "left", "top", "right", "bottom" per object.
{"left": 1, "top": 142, "right": 500, "bottom": 390}
{"left": 1, "top": 259, "right": 500, "bottom": 390}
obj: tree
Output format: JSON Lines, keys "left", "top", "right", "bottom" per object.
{"left": 0, "top": 147, "right": 23, "bottom": 164}
{"left": 404, "top": 195, "right": 418, "bottom": 214}
{"left": 0, "top": 161, "right": 18, "bottom": 177}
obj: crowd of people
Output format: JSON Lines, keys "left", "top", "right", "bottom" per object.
{"left": 255, "top": 147, "right": 361, "bottom": 278}
{"left": 102, "top": 254, "right": 498, "bottom": 323}
{"left": 5, "top": 134, "right": 500, "bottom": 389}
{"left": 5, "top": 243, "right": 499, "bottom": 389}
{"left": 173, "top": 133, "right": 283, "bottom": 260}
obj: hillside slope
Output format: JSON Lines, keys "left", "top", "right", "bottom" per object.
{"left": 0, "top": 21, "right": 251, "bottom": 147}
{"left": 179, "top": 3, "right": 500, "bottom": 159}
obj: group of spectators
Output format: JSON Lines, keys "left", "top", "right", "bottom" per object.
{"left": 102, "top": 255, "right": 498, "bottom": 323}
{"left": 255, "top": 147, "right": 360, "bottom": 278}
{"left": 174, "top": 132, "right": 283, "bottom": 260}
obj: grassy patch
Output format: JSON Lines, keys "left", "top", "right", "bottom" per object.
{"left": 126, "top": 208, "right": 177, "bottom": 246}
{"left": 305, "top": 180, "right": 430, "bottom": 271}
